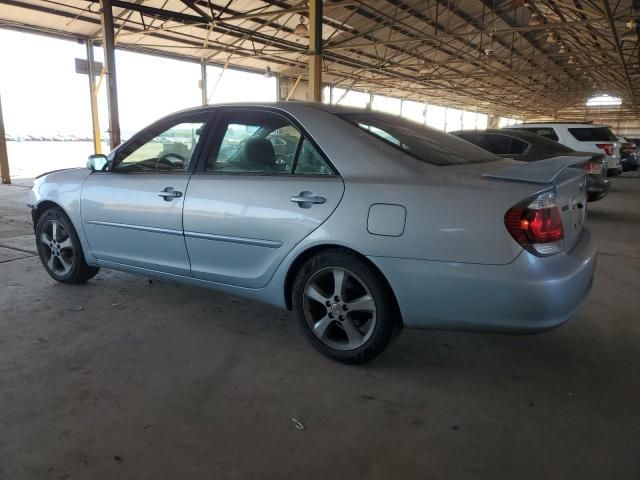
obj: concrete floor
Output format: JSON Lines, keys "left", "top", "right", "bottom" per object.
{"left": 1, "top": 174, "right": 639, "bottom": 480}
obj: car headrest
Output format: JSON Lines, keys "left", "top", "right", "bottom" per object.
{"left": 244, "top": 138, "right": 276, "bottom": 171}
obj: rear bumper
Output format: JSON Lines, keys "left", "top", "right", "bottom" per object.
{"left": 369, "top": 229, "right": 597, "bottom": 333}
{"left": 586, "top": 175, "right": 610, "bottom": 201}
{"left": 621, "top": 156, "right": 639, "bottom": 171}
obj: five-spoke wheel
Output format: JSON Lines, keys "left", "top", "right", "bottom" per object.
{"left": 35, "top": 207, "right": 100, "bottom": 284}
{"left": 303, "top": 267, "right": 377, "bottom": 351}
{"left": 39, "top": 219, "right": 75, "bottom": 276}
{"left": 293, "top": 249, "right": 401, "bottom": 364}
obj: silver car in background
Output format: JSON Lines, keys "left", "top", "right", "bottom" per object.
{"left": 28, "top": 103, "right": 596, "bottom": 363}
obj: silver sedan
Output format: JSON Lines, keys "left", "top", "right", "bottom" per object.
{"left": 28, "top": 103, "right": 596, "bottom": 363}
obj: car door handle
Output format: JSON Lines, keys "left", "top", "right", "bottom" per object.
{"left": 290, "top": 191, "right": 326, "bottom": 208}
{"left": 158, "top": 187, "right": 183, "bottom": 201}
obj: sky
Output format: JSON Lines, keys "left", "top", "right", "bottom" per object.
{"left": 0, "top": 28, "right": 276, "bottom": 137}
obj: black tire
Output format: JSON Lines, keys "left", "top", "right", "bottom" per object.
{"left": 292, "top": 249, "right": 402, "bottom": 364}
{"left": 35, "top": 207, "right": 100, "bottom": 284}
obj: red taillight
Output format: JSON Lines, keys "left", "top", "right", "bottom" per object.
{"left": 505, "top": 191, "right": 564, "bottom": 256}
{"left": 583, "top": 161, "right": 601, "bottom": 174}
{"left": 621, "top": 143, "right": 634, "bottom": 153}
{"left": 595, "top": 143, "right": 614, "bottom": 156}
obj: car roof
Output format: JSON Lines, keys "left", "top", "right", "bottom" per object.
{"left": 511, "top": 122, "right": 613, "bottom": 129}
{"left": 165, "top": 101, "right": 368, "bottom": 117}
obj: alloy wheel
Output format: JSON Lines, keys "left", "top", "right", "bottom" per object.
{"left": 40, "top": 219, "right": 75, "bottom": 276}
{"left": 302, "top": 267, "right": 377, "bottom": 351}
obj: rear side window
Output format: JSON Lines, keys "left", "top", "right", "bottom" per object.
{"left": 568, "top": 127, "right": 617, "bottom": 142}
{"left": 472, "top": 134, "right": 528, "bottom": 155}
{"left": 339, "top": 112, "right": 499, "bottom": 166}
{"left": 519, "top": 127, "right": 559, "bottom": 142}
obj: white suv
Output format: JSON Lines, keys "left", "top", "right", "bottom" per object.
{"left": 507, "top": 123, "right": 622, "bottom": 176}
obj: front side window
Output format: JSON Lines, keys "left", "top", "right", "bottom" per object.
{"left": 208, "top": 110, "right": 332, "bottom": 175}
{"left": 339, "top": 112, "right": 499, "bottom": 166}
{"left": 113, "top": 115, "right": 208, "bottom": 172}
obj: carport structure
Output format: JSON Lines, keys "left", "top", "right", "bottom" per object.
{"left": 0, "top": 0, "right": 639, "bottom": 127}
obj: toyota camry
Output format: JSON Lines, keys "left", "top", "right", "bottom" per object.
{"left": 28, "top": 102, "right": 596, "bottom": 363}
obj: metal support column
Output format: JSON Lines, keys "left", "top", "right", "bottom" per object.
{"left": 200, "top": 58, "right": 208, "bottom": 106}
{"left": 100, "top": 0, "right": 121, "bottom": 148}
{"left": 86, "top": 40, "right": 102, "bottom": 154}
{"left": 0, "top": 95, "right": 10, "bottom": 184}
{"left": 308, "top": 0, "right": 323, "bottom": 102}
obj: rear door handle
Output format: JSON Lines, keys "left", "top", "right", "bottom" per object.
{"left": 158, "top": 187, "right": 183, "bottom": 201}
{"left": 290, "top": 191, "right": 326, "bottom": 208}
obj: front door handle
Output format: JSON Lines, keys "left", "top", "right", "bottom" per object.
{"left": 290, "top": 191, "right": 326, "bottom": 208}
{"left": 158, "top": 187, "right": 183, "bottom": 201}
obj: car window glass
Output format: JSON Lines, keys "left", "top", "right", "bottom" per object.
{"left": 113, "top": 118, "right": 207, "bottom": 172}
{"left": 208, "top": 112, "right": 301, "bottom": 174}
{"left": 520, "top": 127, "right": 559, "bottom": 141}
{"left": 294, "top": 140, "right": 332, "bottom": 175}
{"left": 568, "top": 127, "right": 617, "bottom": 142}
{"left": 510, "top": 138, "right": 528, "bottom": 154}
{"left": 341, "top": 112, "right": 498, "bottom": 166}
{"left": 477, "top": 134, "right": 513, "bottom": 154}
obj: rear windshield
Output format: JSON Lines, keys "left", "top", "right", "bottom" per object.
{"left": 338, "top": 112, "right": 499, "bottom": 166}
{"left": 516, "top": 127, "right": 559, "bottom": 142}
{"left": 568, "top": 127, "right": 617, "bottom": 142}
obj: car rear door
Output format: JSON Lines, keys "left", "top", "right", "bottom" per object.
{"left": 81, "top": 111, "right": 212, "bottom": 276}
{"left": 182, "top": 107, "right": 344, "bottom": 288}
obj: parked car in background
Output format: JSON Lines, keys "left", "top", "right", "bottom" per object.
{"left": 508, "top": 123, "right": 622, "bottom": 177}
{"left": 451, "top": 128, "right": 610, "bottom": 202}
{"left": 28, "top": 103, "right": 596, "bottom": 363}
{"left": 618, "top": 137, "right": 639, "bottom": 172}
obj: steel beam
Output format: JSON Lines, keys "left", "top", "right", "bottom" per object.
{"left": 100, "top": 0, "right": 121, "bottom": 148}
{"left": 200, "top": 58, "right": 208, "bottom": 105}
{"left": 308, "top": 0, "right": 322, "bottom": 102}
{"left": 86, "top": 40, "right": 102, "bottom": 154}
{"left": 603, "top": 0, "right": 638, "bottom": 114}
{"left": 0, "top": 94, "right": 10, "bottom": 184}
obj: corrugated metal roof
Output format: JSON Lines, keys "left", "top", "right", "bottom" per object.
{"left": 0, "top": 0, "right": 638, "bottom": 119}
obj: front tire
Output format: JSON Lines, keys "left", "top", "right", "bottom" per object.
{"left": 35, "top": 207, "right": 99, "bottom": 284}
{"left": 292, "top": 249, "right": 402, "bottom": 364}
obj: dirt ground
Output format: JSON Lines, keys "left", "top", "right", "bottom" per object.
{"left": 1, "top": 174, "right": 639, "bottom": 479}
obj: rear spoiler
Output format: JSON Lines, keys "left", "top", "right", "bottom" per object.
{"left": 482, "top": 155, "right": 590, "bottom": 185}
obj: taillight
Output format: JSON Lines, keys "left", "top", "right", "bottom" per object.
{"left": 596, "top": 143, "right": 614, "bottom": 156}
{"left": 583, "top": 161, "right": 601, "bottom": 174}
{"left": 504, "top": 191, "right": 564, "bottom": 256}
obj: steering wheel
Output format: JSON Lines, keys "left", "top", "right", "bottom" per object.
{"left": 158, "top": 152, "right": 186, "bottom": 166}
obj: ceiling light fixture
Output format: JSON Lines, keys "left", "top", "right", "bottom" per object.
{"left": 528, "top": 13, "right": 542, "bottom": 26}
{"left": 264, "top": 66, "right": 272, "bottom": 78}
{"left": 558, "top": 44, "right": 566, "bottom": 54}
{"left": 567, "top": 55, "right": 575, "bottom": 64}
{"left": 293, "top": 16, "right": 308, "bottom": 37}
{"left": 545, "top": 32, "right": 556, "bottom": 43}
{"left": 620, "top": 19, "right": 639, "bottom": 42}
{"left": 418, "top": 61, "right": 430, "bottom": 75}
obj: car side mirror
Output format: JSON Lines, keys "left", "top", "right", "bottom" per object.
{"left": 87, "top": 154, "right": 108, "bottom": 172}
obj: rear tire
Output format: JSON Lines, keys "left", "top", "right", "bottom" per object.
{"left": 292, "top": 249, "right": 402, "bottom": 364}
{"left": 35, "top": 207, "right": 99, "bottom": 284}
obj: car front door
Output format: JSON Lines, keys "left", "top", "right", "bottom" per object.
{"left": 81, "top": 111, "right": 211, "bottom": 276}
{"left": 183, "top": 108, "right": 344, "bottom": 288}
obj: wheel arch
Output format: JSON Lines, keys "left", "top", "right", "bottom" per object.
{"left": 283, "top": 244, "right": 402, "bottom": 322}
{"left": 31, "top": 200, "right": 68, "bottom": 226}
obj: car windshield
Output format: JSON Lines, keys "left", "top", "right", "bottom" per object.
{"left": 568, "top": 127, "right": 617, "bottom": 142}
{"left": 338, "top": 112, "right": 499, "bottom": 166}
